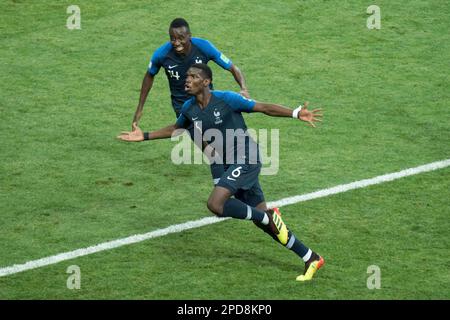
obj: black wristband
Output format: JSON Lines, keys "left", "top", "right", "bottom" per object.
{"left": 143, "top": 132, "right": 150, "bottom": 141}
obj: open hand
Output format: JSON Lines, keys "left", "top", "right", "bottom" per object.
{"left": 117, "top": 123, "right": 144, "bottom": 142}
{"left": 298, "top": 102, "right": 323, "bottom": 127}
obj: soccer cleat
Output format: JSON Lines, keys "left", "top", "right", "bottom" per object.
{"left": 267, "top": 207, "right": 288, "bottom": 245}
{"left": 296, "top": 254, "right": 324, "bottom": 282}
{"left": 273, "top": 207, "right": 282, "bottom": 216}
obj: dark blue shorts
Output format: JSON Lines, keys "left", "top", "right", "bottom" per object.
{"left": 216, "top": 163, "right": 265, "bottom": 207}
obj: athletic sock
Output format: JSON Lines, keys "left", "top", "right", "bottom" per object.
{"left": 223, "top": 201, "right": 313, "bottom": 262}
{"left": 222, "top": 198, "right": 268, "bottom": 224}
{"left": 285, "top": 231, "right": 312, "bottom": 262}
{"left": 252, "top": 220, "right": 312, "bottom": 261}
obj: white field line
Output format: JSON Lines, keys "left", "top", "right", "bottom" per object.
{"left": 1, "top": 159, "right": 449, "bottom": 277}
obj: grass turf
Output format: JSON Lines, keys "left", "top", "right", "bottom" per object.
{"left": 0, "top": 0, "right": 449, "bottom": 299}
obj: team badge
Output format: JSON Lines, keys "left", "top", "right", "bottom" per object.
{"left": 213, "top": 109, "right": 222, "bottom": 124}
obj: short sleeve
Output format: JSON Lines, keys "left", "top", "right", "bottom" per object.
{"left": 175, "top": 99, "right": 194, "bottom": 128}
{"left": 175, "top": 113, "right": 190, "bottom": 128}
{"left": 147, "top": 42, "right": 172, "bottom": 76}
{"left": 214, "top": 91, "right": 256, "bottom": 113}
{"left": 192, "top": 38, "right": 233, "bottom": 70}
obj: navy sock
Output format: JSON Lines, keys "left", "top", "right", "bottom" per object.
{"left": 222, "top": 198, "right": 266, "bottom": 223}
{"left": 223, "top": 202, "right": 313, "bottom": 262}
{"left": 253, "top": 221, "right": 311, "bottom": 261}
{"left": 285, "top": 231, "right": 311, "bottom": 261}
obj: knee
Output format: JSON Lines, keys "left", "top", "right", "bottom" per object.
{"left": 207, "top": 199, "right": 223, "bottom": 216}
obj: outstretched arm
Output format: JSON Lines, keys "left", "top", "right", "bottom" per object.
{"left": 252, "top": 101, "right": 323, "bottom": 127}
{"left": 132, "top": 72, "right": 155, "bottom": 129}
{"left": 117, "top": 123, "right": 180, "bottom": 142}
{"left": 229, "top": 64, "right": 250, "bottom": 99}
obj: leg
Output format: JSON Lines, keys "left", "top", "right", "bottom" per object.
{"left": 207, "top": 164, "right": 270, "bottom": 225}
{"left": 207, "top": 185, "right": 269, "bottom": 225}
{"left": 216, "top": 169, "right": 286, "bottom": 243}
{"left": 214, "top": 164, "right": 324, "bottom": 281}
{"left": 255, "top": 201, "right": 267, "bottom": 211}
{"left": 237, "top": 183, "right": 324, "bottom": 281}
{"left": 207, "top": 186, "right": 232, "bottom": 216}
{"left": 233, "top": 184, "right": 278, "bottom": 241}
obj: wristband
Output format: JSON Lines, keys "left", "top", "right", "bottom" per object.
{"left": 292, "top": 105, "right": 302, "bottom": 119}
{"left": 143, "top": 132, "right": 150, "bottom": 141}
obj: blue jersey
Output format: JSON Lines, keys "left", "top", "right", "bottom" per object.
{"left": 148, "top": 38, "right": 233, "bottom": 115}
{"left": 176, "top": 91, "right": 260, "bottom": 165}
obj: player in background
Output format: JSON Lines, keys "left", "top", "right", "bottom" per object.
{"left": 132, "top": 18, "right": 249, "bottom": 182}
{"left": 119, "top": 64, "right": 324, "bottom": 281}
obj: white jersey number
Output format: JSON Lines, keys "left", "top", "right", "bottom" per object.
{"left": 168, "top": 69, "right": 180, "bottom": 80}
{"left": 227, "top": 166, "right": 243, "bottom": 181}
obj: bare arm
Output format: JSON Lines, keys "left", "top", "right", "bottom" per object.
{"left": 229, "top": 64, "right": 250, "bottom": 98}
{"left": 149, "top": 124, "right": 181, "bottom": 140}
{"left": 252, "top": 102, "right": 323, "bottom": 127}
{"left": 117, "top": 123, "right": 181, "bottom": 142}
{"left": 132, "top": 72, "right": 155, "bottom": 128}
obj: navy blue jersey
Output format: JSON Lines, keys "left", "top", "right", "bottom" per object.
{"left": 148, "top": 38, "right": 233, "bottom": 115}
{"left": 176, "top": 91, "right": 260, "bottom": 165}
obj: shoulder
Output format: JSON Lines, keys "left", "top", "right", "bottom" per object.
{"left": 212, "top": 90, "right": 242, "bottom": 107}
{"left": 212, "top": 90, "right": 238, "bottom": 100}
{"left": 191, "top": 37, "right": 219, "bottom": 55}
{"left": 152, "top": 41, "right": 172, "bottom": 60}
{"left": 180, "top": 96, "right": 196, "bottom": 113}
{"left": 212, "top": 90, "right": 255, "bottom": 112}
{"left": 191, "top": 37, "right": 214, "bottom": 48}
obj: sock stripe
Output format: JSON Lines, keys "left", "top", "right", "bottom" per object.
{"left": 302, "top": 249, "right": 312, "bottom": 262}
{"left": 286, "top": 235, "right": 296, "bottom": 249}
{"left": 245, "top": 205, "right": 252, "bottom": 220}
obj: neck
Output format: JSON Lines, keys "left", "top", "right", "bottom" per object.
{"left": 196, "top": 89, "right": 211, "bottom": 109}
{"left": 185, "top": 43, "right": 192, "bottom": 55}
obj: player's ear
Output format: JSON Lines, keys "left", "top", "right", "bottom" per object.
{"left": 203, "top": 78, "right": 211, "bottom": 87}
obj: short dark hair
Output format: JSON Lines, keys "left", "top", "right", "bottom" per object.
{"left": 169, "top": 18, "right": 190, "bottom": 32}
{"left": 190, "top": 63, "right": 213, "bottom": 82}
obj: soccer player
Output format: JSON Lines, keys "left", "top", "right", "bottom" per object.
{"left": 132, "top": 17, "right": 249, "bottom": 182}
{"left": 118, "top": 64, "right": 324, "bottom": 281}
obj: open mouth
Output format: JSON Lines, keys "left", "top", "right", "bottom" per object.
{"left": 175, "top": 46, "right": 184, "bottom": 53}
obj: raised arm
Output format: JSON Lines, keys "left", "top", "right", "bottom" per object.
{"left": 195, "top": 38, "right": 250, "bottom": 98}
{"left": 229, "top": 64, "right": 250, "bottom": 98}
{"left": 132, "top": 72, "right": 155, "bottom": 129}
{"left": 252, "top": 101, "right": 323, "bottom": 127}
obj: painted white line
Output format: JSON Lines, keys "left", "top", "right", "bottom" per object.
{"left": 268, "top": 159, "right": 450, "bottom": 208}
{"left": 1, "top": 159, "right": 449, "bottom": 277}
{"left": 0, "top": 216, "right": 227, "bottom": 277}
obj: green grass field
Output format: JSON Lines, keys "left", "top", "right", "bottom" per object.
{"left": 0, "top": 0, "right": 449, "bottom": 299}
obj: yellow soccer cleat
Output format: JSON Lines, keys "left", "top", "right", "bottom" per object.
{"left": 267, "top": 207, "right": 289, "bottom": 245}
{"left": 296, "top": 255, "right": 325, "bottom": 282}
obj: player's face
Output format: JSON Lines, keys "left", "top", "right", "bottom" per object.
{"left": 169, "top": 27, "right": 191, "bottom": 55}
{"left": 185, "top": 68, "right": 208, "bottom": 95}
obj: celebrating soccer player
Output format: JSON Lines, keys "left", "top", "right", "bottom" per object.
{"left": 119, "top": 64, "right": 324, "bottom": 281}
{"left": 131, "top": 18, "right": 249, "bottom": 183}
